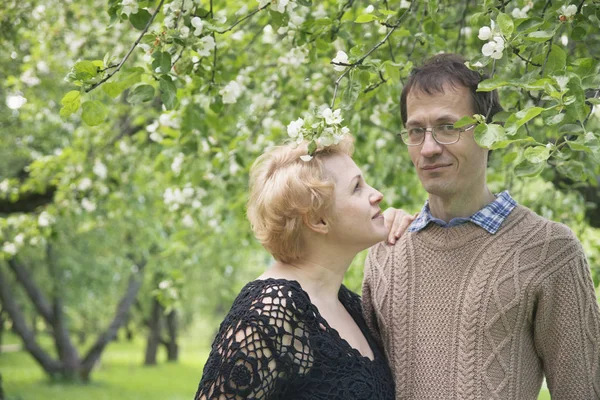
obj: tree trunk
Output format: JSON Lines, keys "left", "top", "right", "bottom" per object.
{"left": 0, "top": 307, "right": 5, "bottom": 353}
{"left": 165, "top": 309, "right": 179, "bottom": 362}
{"left": 80, "top": 261, "right": 146, "bottom": 381}
{"left": 0, "top": 266, "right": 62, "bottom": 377}
{"left": 144, "top": 296, "right": 161, "bottom": 366}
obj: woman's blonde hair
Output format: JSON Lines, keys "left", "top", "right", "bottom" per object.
{"left": 247, "top": 136, "right": 354, "bottom": 263}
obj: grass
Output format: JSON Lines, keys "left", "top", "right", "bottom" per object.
{"left": 0, "top": 331, "right": 210, "bottom": 400}
{"left": 0, "top": 331, "right": 551, "bottom": 399}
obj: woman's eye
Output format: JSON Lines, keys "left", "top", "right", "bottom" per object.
{"left": 354, "top": 183, "right": 361, "bottom": 192}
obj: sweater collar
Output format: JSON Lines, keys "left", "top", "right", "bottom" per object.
{"left": 409, "top": 191, "right": 517, "bottom": 234}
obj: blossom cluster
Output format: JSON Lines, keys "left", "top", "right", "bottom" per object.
{"left": 258, "top": 0, "right": 297, "bottom": 14}
{"left": 478, "top": 21, "right": 505, "bottom": 60}
{"left": 286, "top": 107, "right": 350, "bottom": 161}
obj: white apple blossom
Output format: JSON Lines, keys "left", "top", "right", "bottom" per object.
{"left": 14, "top": 234, "right": 25, "bottom": 246}
{"left": 560, "top": 4, "right": 577, "bottom": 18}
{"left": 149, "top": 132, "right": 163, "bottom": 142}
{"left": 512, "top": 6, "right": 530, "bottom": 19}
{"left": 478, "top": 26, "right": 492, "bottom": 41}
{"left": 93, "top": 160, "right": 108, "bottom": 180}
{"left": 121, "top": 0, "right": 138, "bottom": 16}
{"left": 3, "top": 242, "right": 17, "bottom": 256}
{"left": 81, "top": 198, "right": 97, "bottom": 212}
{"left": 332, "top": 51, "right": 349, "bottom": 71}
{"left": 78, "top": 178, "right": 92, "bottom": 191}
{"left": 198, "top": 35, "right": 216, "bottom": 57}
{"left": 159, "top": 280, "right": 171, "bottom": 289}
{"left": 171, "top": 153, "right": 185, "bottom": 175}
{"left": 220, "top": 80, "right": 243, "bottom": 104}
{"left": 258, "top": 0, "right": 295, "bottom": 13}
{"left": 365, "top": 5, "right": 375, "bottom": 13}
{"left": 300, "top": 154, "right": 313, "bottom": 162}
{"left": 0, "top": 179, "right": 9, "bottom": 193}
{"left": 180, "top": 26, "right": 190, "bottom": 39}
{"left": 399, "top": 0, "right": 411, "bottom": 9}
{"left": 38, "top": 211, "right": 55, "bottom": 227}
{"left": 482, "top": 36, "right": 505, "bottom": 59}
{"left": 278, "top": 47, "right": 307, "bottom": 65}
{"left": 191, "top": 17, "right": 204, "bottom": 36}
{"left": 321, "top": 108, "right": 343, "bottom": 125}
{"left": 262, "top": 25, "right": 277, "bottom": 44}
{"left": 287, "top": 118, "right": 304, "bottom": 138}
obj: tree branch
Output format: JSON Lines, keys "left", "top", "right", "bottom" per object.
{"left": 0, "top": 266, "right": 62, "bottom": 376}
{"left": 7, "top": 258, "right": 54, "bottom": 324}
{"left": 330, "top": 6, "right": 413, "bottom": 108}
{"left": 81, "top": 260, "right": 146, "bottom": 378}
{"left": 85, "top": 0, "right": 166, "bottom": 93}
{"left": 215, "top": 5, "right": 268, "bottom": 34}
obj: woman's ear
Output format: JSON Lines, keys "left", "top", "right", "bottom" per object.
{"left": 302, "top": 213, "right": 329, "bottom": 235}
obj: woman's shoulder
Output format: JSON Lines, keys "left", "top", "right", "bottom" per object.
{"left": 227, "top": 278, "right": 314, "bottom": 321}
{"left": 338, "top": 285, "right": 363, "bottom": 314}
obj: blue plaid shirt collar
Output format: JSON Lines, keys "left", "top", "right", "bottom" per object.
{"left": 408, "top": 191, "right": 517, "bottom": 234}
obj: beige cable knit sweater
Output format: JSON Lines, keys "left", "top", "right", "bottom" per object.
{"left": 363, "top": 205, "right": 600, "bottom": 399}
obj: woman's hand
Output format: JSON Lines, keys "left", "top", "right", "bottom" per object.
{"left": 383, "top": 208, "right": 417, "bottom": 245}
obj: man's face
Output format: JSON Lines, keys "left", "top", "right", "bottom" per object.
{"left": 405, "top": 84, "right": 488, "bottom": 199}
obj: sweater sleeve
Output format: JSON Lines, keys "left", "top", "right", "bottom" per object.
{"left": 534, "top": 236, "right": 600, "bottom": 399}
{"left": 195, "top": 284, "right": 312, "bottom": 400}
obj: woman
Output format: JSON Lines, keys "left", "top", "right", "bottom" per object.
{"left": 194, "top": 136, "right": 413, "bottom": 399}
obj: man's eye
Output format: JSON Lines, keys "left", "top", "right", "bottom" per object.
{"left": 409, "top": 128, "right": 425, "bottom": 135}
{"left": 438, "top": 124, "right": 456, "bottom": 132}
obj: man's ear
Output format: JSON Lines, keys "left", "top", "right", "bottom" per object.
{"left": 302, "top": 213, "right": 329, "bottom": 235}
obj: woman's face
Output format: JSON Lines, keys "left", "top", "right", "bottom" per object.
{"left": 321, "top": 154, "right": 387, "bottom": 251}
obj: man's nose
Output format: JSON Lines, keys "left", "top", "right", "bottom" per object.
{"left": 420, "top": 131, "right": 443, "bottom": 157}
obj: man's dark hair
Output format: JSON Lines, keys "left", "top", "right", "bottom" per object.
{"left": 400, "top": 53, "right": 503, "bottom": 125}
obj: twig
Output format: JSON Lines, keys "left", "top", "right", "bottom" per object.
{"left": 331, "top": 0, "right": 355, "bottom": 40}
{"left": 210, "top": 33, "right": 217, "bottom": 86}
{"left": 536, "top": 38, "right": 554, "bottom": 105}
{"left": 512, "top": 48, "right": 541, "bottom": 66}
{"left": 330, "top": 5, "right": 413, "bottom": 108}
{"left": 583, "top": 88, "right": 600, "bottom": 125}
{"left": 541, "top": 0, "right": 553, "bottom": 17}
{"left": 363, "top": 71, "right": 388, "bottom": 93}
{"left": 215, "top": 5, "right": 268, "bottom": 34}
{"left": 85, "top": 0, "right": 166, "bottom": 93}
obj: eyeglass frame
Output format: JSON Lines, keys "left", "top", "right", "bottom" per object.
{"left": 398, "top": 123, "right": 477, "bottom": 146}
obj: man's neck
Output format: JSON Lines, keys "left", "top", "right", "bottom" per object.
{"left": 428, "top": 187, "right": 496, "bottom": 223}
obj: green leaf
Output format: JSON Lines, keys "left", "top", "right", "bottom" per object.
{"left": 127, "top": 84, "right": 155, "bottom": 104}
{"left": 427, "top": 0, "right": 439, "bottom": 23}
{"left": 73, "top": 60, "right": 99, "bottom": 80}
{"left": 544, "top": 112, "right": 565, "bottom": 125}
{"left": 497, "top": 13, "right": 514, "bottom": 37}
{"left": 583, "top": 131, "right": 600, "bottom": 162}
{"left": 477, "top": 77, "right": 510, "bottom": 92}
{"left": 505, "top": 107, "right": 544, "bottom": 135}
{"left": 129, "top": 9, "right": 152, "bottom": 30}
{"left": 342, "top": 76, "right": 361, "bottom": 109}
{"left": 81, "top": 100, "right": 108, "bottom": 126}
{"left": 526, "top": 31, "right": 554, "bottom": 42}
{"left": 556, "top": 160, "right": 586, "bottom": 181}
{"left": 355, "top": 14, "right": 377, "bottom": 23}
{"left": 453, "top": 116, "right": 476, "bottom": 128}
{"left": 101, "top": 68, "right": 143, "bottom": 98}
{"left": 382, "top": 61, "right": 400, "bottom": 83}
{"left": 514, "top": 158, "right": 545, "bottom": 177}
{"left": 543, "top": 45, "right": 566, "bottom": 75}
{"left": 474, "top": 124, "right": 505, "bottom": 148}
{"left": 524, "top": 145, "right": 551, "bottom": 163}
{"left": 159, "top": 76, "right": 177, "bottom": 110}
{"left": 59, "top": 90, "right": 81, "bottom": 118}
{"left": 490, "top": 137, "right": 536, "bottom": 150}
{"left": 296, "top": 0, "right": 312, "bottom": 6}
{"left": 152, "top": 51, "right": 172, "bottom": 74}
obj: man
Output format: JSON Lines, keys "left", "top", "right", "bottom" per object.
{"left": 362, "top": 53, "right": 600, "bottom": 399}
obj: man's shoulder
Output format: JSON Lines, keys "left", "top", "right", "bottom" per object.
{"left": 366, "top": 235, "right": 411, "bottom": 274}
{"left": 511, "top": 204, "right": 579, "bottom": 242}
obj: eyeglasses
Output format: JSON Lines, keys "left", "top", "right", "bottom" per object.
{"left": 398, "top": 124, "right": 476, "bottom": 146}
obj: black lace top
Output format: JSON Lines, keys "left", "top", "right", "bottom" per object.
{"left": 194, "top": 278, "right": 394, "bottom": 400}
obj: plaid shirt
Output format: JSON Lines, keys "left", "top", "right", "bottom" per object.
{"left": 408, "top": 191, "right": 517, "bottom": 234}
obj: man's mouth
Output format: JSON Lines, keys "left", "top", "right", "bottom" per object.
{"left": 422, "top": 163, "right": 451, "bottom": 171}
